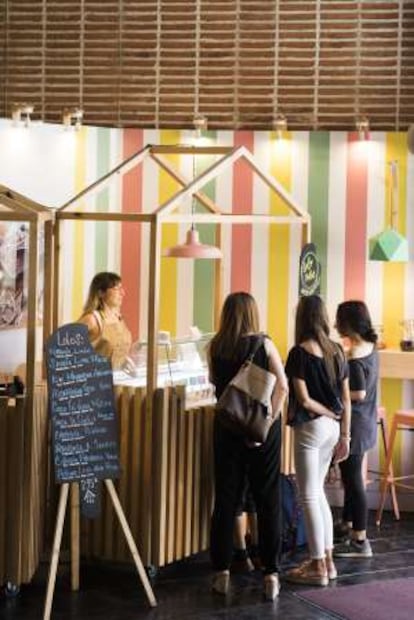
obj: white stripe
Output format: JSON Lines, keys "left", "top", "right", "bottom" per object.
{"left": 288, "top": 132, "right": 309, "bottom": 347}
{"left": 366, "top": 133, "right": 386, "bottom": 326}
{"left": 214, "top": 131, "right": 234, "bottom": 298}
{"left": 176, "top": 141, "right": 194, "bottom": 337}
{"left": 405, "top": 147, "right": 414, "bottom": 319}
{"left": 326, "top": 132, "right": 347, "bottom": 322}
{"left": 251, "top": 131, "right": 270, "bottom": 328}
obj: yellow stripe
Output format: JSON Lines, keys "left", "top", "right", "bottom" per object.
{"left": 159, "top": 130, "right": 181, "bottom": 335}
{"left": 268, "top": 134, "right": 292, "bottom": 359}
{"left": 72, "top": 127, "right": 87, "bottom": 319}
{"left": 381, "top": 133, "right": 407, "bottom": 475}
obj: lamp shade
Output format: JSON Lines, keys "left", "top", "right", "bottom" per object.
{"left": 164, "top": 228, "right": 222, "bottom": 259}
{"left": 369, "top": 228, "right": 409, "bottom": 262}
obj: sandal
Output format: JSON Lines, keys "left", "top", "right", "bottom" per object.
{"left": 284, "top": 560, "right": 328, "bottom": 586}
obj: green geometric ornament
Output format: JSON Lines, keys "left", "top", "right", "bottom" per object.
{"left": 369, "top": 228, "right": 409, "bottom": 262}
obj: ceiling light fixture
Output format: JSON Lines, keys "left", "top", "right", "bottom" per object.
{"left": 62, "top": 107, "right": 84, "bottom": 130}
{"left": 193, "top": 114, "right": 208, "bottom": 139}
{"left": 369, "top": 160, "right": 408, "bottom": 261}
{"left": 356, "top": 116, "right": 370, "bottom": 141}
{"left": 274, "top": 114, "right": 287, "bottom": 139}
{"left": 11, "top": 103, "right": 34, "bottom": 127}
{"left": 164, "top": 116, "right": 222, "bottom": 260}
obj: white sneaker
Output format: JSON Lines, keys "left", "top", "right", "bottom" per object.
{"left": 211, "top": 570, "right": 230, "bottom": 595}
{"left": 264, "top": 573, "right": 280, "bottom": 601}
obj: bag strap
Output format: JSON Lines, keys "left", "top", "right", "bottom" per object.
{"left": 245, "top": 334, "right": 265, "bottom": 364}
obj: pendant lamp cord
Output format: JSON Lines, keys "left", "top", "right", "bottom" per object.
{"left": 389, "top": 160, "right": 398, "bottom": 230}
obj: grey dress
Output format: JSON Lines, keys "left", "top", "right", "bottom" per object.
{"left": 348, "top": 350, "right": 379, "bottom": 455}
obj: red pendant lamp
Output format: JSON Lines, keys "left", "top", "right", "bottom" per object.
{"left": 163, "top": 115, "right": 222, "bottom": 260}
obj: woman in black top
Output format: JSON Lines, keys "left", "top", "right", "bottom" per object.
{"left": 284, "top": 295, "right": 351, "bottom": 586}
{"left": 333, "top": 300, "right": 379, "bottom": 558}
{"left": 208, "top": 292, "right": 288, "bottom": 600}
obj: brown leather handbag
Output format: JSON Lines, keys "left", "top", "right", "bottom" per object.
{"left": 216, "top": 338, "right": 277, "bottom": 443}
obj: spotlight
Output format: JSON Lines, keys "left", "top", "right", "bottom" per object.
{"left": 62, "top": 107, "right": 84, "bottom": 130}
{"left": 356, "top": 116, "right": 370, "bottom": 140}
{"left": 274, "top": 114, "right": 287, "bottom": 139}
{"left": 193, "top": 114, "right": 208, "bottom": 139}
{"left": 11, "top": 103, "right": 34, "bottom": 127}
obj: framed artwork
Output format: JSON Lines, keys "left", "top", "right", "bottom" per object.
{"left": 0, "top": 223, "right": 28, "bottom": 329}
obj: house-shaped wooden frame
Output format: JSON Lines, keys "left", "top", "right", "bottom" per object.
{"left": 0, "top": 185, "right": 54, "bottom": 401}
{"left": 0, "top": 185, "right": 54, "bottom": 587}
{"left": 56, "top": 144, "right": 311, "bottom": 399}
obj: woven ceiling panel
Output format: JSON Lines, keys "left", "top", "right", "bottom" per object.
{"left": 1, "top": 0, "right": 413, "bottom": 130}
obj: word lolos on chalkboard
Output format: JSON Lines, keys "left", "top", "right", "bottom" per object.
{"left": 45, "top": 323, "right": 120, "bottom": 517}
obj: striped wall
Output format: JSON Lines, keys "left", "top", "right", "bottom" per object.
{"left": 0, "top": 120, "right": 414, "bottom": 484}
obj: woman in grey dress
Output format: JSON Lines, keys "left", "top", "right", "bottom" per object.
{"left": 334, "top": 300, "right": 379, "bottom": 558}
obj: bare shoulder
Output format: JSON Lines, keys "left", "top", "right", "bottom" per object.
{"left": 300, "top": 339, "right": 323, "bottom": 357}
{"left": 78, "top": 312, "right": 101, "bottom": 340}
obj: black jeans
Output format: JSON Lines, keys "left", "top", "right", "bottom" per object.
{"left": 339, "top": 453, "right": 367, "bottom": 532}
{"left": 210, "top": 416, "right": 281, "bottom": 574}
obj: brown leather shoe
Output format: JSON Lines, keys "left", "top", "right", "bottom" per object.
{"left": 284, "top": 560, "right": 328, "bottom": 586}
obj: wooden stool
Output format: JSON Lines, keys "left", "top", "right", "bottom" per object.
{"left": 366, "top": 407, "right": 399, "bottom": 520}
{"left": 376, "top": 409, "right": 414, "bottom": 526}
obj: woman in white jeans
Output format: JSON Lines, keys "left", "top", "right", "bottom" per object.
{"left": 284, "top": 295, "right": 351, "bottom": 586}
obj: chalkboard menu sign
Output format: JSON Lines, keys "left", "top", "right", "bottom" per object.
{"left": 45, "top": 323, "right": 120, "bottom": 516}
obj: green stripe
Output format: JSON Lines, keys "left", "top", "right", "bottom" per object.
{"left": 307, "top": 132, "right": 330, "bottom": 297}
{"left": 95, "top": 128, "right": 111, "bottom": 270}
{"left": 193, "top": 131, "right": 217, "bottom": 332}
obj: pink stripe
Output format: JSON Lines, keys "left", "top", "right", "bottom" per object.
{"left": 231, "top": 131, "right": 254, "bottom": 292}
{"left": 121, "top": 129, "right": 143, "bottom": 339}
{"left": 344, "top": 133, "right": 368, "bottom": 299}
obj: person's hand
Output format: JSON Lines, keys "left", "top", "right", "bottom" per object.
{"left": 333, "top": 436, "right": 350, "bottom": 463}
{"left": 121, "top": 356, "right": 137, "bottom": 376}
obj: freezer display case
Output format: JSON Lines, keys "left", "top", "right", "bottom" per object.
{"left": 112, "top": 332, "right": 216, "bottom": 408}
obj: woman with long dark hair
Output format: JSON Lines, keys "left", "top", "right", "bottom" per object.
{"left": 333, "top": 300, "right": 378, "bottom": 558}
{"left": 208, "top": 292, "right": 288, "bottom": 600}
{"left": 284, "top": 295, "right": 351, "bottom": 586}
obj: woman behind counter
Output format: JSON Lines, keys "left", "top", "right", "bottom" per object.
{"left": 78, "top": 271, "right": 132, "bottom": 370}
{"left": 208, "top": 291, "right": 288, "bottom": 600}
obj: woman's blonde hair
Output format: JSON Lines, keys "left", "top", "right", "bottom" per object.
{"left": 295, "top": 295, "right": 343, "bottom": 385}
{"left": 209, "top": 291, "right": 260, "bottom": 360}
{"left": 82, "top": 272, "right": 121, "bottom": 314}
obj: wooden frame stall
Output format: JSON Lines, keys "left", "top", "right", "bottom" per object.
{"left": 0, "top": 187, "right": 53, "bottom": 588}
{"left": 53, "top": 144, "right": 310, "bottom": 568}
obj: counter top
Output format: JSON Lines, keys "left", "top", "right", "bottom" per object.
{"left": 378, "top": 349, "right": 414, "bottom": 379}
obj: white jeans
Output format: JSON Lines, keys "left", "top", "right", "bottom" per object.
{"left": 294, "top": 416, "right": 340, "bottom": 559}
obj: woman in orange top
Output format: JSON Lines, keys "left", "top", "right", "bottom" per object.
{"left": 78, "top": 272, "right": 132, "bottom": 370}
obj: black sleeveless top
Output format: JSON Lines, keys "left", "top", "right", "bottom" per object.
{"left": 209, "top": 334, "right": 269, "bottom": 400}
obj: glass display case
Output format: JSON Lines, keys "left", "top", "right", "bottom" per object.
{"left": 112, "top": 332, "right": 216, "bottom": 408}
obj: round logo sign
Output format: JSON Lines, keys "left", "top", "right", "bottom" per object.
{"left": 299, "top": 243, "right": 321, "bottom": 296}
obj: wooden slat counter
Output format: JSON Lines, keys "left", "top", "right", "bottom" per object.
{"left": 0, "top": 387, "right": 49, "bottom": 586}
{"left": 80, "top": 385, "right": 215, "bottom": 568}
{"left": 1, "top": 382, "right": 293, "bottom": 581}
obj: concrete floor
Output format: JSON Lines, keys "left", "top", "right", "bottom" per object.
{"left": 2, "top": 510, "right": 414, "bottom": 619}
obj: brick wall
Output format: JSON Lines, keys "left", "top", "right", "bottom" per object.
{"left": 1, "top": 0, "right": 413, "bottom": 130}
